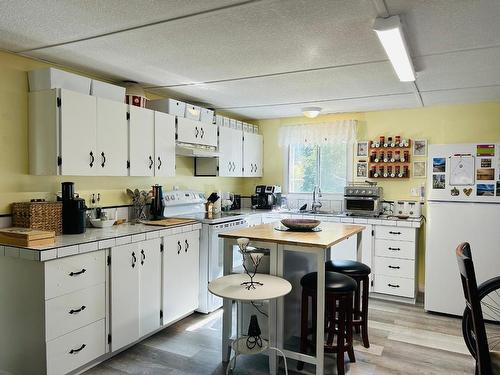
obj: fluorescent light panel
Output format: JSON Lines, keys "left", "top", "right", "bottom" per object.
{"left": 373, "top": 15, "right": 415, "bottom": 82}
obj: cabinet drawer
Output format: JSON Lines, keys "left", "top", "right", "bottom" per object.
{"left": 45, "top": 251, "right": 106, "bottom": 299}
{"left": 374, "top": 257, "right": 415, "bottom": 279}
{"left": 46, "top": 319, "right": 106, "bottom": 375}
{"left": 375, "top": 226, "right": 415, "bottom": 242}
{"left": 375, "top": 239, "right": 415, "bottom": 260}
{"left": 45, "top": 283, "right": 106, "bottom": 341}
{"left": 373, "top": 274, "right": 415, "bottom": 298}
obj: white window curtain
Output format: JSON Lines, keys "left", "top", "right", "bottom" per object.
{"left": 278, "top": 120, "right": 357, "bottom": 147}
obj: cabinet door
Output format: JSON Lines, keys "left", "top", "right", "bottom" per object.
{"left": 177, "top": 117, "right": 199, "bottom": 145}
{"left": 243, "top": 133, "right": 263, "bottom": 177}
{"left": 96, "top": 98, "right": 128, "bottom": 176}
{"left": 154, "top": 111, "right": 176, "bottom": 177}
{"left": 183, "top": 230, "right": 200, "bottom": 313}
{"left": 198, "top": 123, "right": 218, "bottom": 147}
{"left": 59, "top": 89, "right": 97, "bottom": 176}
{"left": 138, "top": 238, "right": 161, "bottom": 337}
{"left": 110, "top": 243, "right": 139, "bottom": 351}
{"left": 129, "top": 106, "right": 155, "bottom": 176}
{"left": 218, "top": 127, "right": 242, "bottom": 177}
{"left": 253, "top": 133, "right": 263, "bottom": 177}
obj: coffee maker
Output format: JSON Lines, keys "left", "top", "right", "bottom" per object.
{"left": 61, "top": 182, "right": 87, "bottom": 234}
{"left": 251, "top": 185, "right": 282, "bottom": 209}
{"left": 150, "top": 184, "right": 165, "bottom": 220}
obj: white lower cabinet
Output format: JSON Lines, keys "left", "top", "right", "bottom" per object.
{"left": 110, "top": 238, "right": 161, "bottom": 351}
{"left": 162, "top": 230, "right": 200, "bottom": 325}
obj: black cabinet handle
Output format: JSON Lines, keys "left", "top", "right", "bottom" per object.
{"left": 177, "top": 241, "right": 182, "bottom": 255}
{"left": 389, "top": 231, "right": 401, "bottom": 235}
{"left": 69, "top": 269, "right": 86, "bottom": 277}
{"left": 101, "top": 152, "right": 106, "bottom": 168}
{"left": 89, "top": 151, "right": 94, "bottom": 167}
{"left": 388, "top": 283, "right": 400, "bottom": 288}
{"left": 69, "top": 344, "right": 86, "bottom": 354}
{"left": 157, "top": 156, "right": 162, "bottom": 170}
{"left": 141, "top": 249, "right": 145, "bottom": 265}
{"left": 388, "top": 247, "right": 401, "bottom": 251}
{"left": 148, "top": 156, "right": 153, "bottom": 169}
{"left": 388, "top": 265, "right": 400, "bottom": 269}
{"left": 69, "top": 306, "right": 86, "bottom": 314}
{"left": 185, "top": 239, "right": 189, "bottom": 252}
{"left": 195, "top": 127, "right": 199, "bottom": 138}
{"left": 132, "top": 252, "right": 137, "bottom": 268}
{"left": 200, "top": 127, "right": 204, "bottom": 138}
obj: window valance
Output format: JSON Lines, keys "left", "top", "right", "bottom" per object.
{"left": 278, "top": 120, "right": 357, "bottom": 147}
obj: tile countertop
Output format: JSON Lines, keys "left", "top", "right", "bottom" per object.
{"left": 0, "top": 222, "right": 202, "bottom": 262}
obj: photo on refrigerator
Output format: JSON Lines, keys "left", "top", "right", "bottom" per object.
{"left": 432, "top": 174, "right": 446, "bottom": 189}
{"left": 477, "top": 183, "right": 495, "bottom": 196}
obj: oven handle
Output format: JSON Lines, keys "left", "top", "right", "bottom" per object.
{"left": 344, "top": 196, "right": 379, "bottom": 200}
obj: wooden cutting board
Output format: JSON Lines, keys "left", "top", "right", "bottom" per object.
{"left": 142, "top": 218, "right": 198, "bottom": 227}
{"left": 0, "top": 227, "right": 55, "bottom": 247}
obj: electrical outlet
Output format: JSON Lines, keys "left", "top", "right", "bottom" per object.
{"left": 410, "top": 187, "right": 420, "bottom": 197}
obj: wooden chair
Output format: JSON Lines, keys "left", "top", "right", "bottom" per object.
{"left": 456, "top": 242, "right": 500, "bottom": 374}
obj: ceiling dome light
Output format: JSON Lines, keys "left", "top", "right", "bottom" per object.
{"left": 302, "top": 106, "right": 322, "bottom": 118}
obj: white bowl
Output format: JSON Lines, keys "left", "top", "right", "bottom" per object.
{"left": 89, "top": 218, "right": 116, "bottom": 228}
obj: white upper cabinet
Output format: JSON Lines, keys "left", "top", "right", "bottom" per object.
{"left": 177, "top": 117, "right": 217, "bottom": 147}
{"left": 96, "top": 97, "right": 128, "bottom": 176}
{"left": 154, "top": 111, "right": 176, "bottom": 177}
{"left": 128, "top": 106, "right": 155, "bottom": 177}
{"left": 243, "top": 132, "right": 263, "bottom": 177}
{"left": 219, "top": 127, "right": 243, "bottom": 177}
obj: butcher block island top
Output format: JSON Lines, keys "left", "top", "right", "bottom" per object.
{"left": 219, "top": 222, "right": 365, "bottom": 249}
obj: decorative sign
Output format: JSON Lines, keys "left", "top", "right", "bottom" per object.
{"left": 449, "top": 155, "right": 474, "bottom": 186}
{"left": 477, "top": 144, "right": 495, "bottom": 157}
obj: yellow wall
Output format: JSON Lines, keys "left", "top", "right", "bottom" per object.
{"left": 247, "top": 102, "right": 500, "bottom": 289}
{"left": 0, "top": 51, "right": 246, "bottom": 214}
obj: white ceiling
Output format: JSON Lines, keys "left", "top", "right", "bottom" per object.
{"left": 1, "top": 0, "right": 499, "bottom": 119}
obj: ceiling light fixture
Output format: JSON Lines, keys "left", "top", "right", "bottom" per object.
{"left": 373, "top": 15, "right": 415, "bottom": 82}
{"left": 302, "top": 106, "right": 322, "bottom": 118}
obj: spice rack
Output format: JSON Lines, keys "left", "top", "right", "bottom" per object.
{"left": 368, "top": 136, "right": 411, "bottom": 179}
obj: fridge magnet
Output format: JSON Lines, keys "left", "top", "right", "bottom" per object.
{"left": 356, "top": 161, "right": 368, "bottom": 178}
{"left": 356, "top": 141, "right": 369, "bottom": 157}
{"left": 432, "top": 158, "right": 446, "bottom": 173}
{"left": 413, "top": 161, "right": 426, "bottom": 178}
{"left": 432, "top": 174, "right": 446, "bottom": 189}
{"left": 477, "top": 184, "right": 495, "bottom": 196}
{"left": 481, "top": 158, "right": 492, "bottom": 168}
{"left": 450, "top": 155, "right": 475, "bottom": 186}
{"left": 463, "top": 187, "right": 473, "bottom": 196}
{"left": 450, "top": 187, "right": 460, "bottom": 196}
{"left": 413, "top": 139, "right": 427, "bottom": 156}
{"left": 477, "top": 168, "right": 494, "bottom": 181}
{"left": 496, "top": 182, "right": 500, "bottom": 196}
{"left": 477, "top": 144, "right": 495, "bottom": 157}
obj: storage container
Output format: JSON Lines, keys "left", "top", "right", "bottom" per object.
{"left": 236, "top": 120, "right": 243, "bottom": 130}
{"left": 223, "top": 117, "right": 231, "bottom": 127}
{"left": 147, "top": 98, "right": 186, "bottom": 117}
{"left": 200, "top": 108, "right": 215, "bottom": 124}
{"left": 28, "top": 68, "right": 91, "bottom": 95}
{"left": 215, "top": 115, "right": 225, "bottom": 127}
{"left": 12, "top": 201, "right": 63, "bottom": 235}
{"left": 185, "top": 104, "right": 201, "bottom": 121}
{"left": 90, "top": 80, "right": 126, "bottom": 102}
{"left": 229, "top": 119, "right": 237, "bottom": 129}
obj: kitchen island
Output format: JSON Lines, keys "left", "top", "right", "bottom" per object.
{"left": 219, "top": 222, "right": 365, "bottom": 375}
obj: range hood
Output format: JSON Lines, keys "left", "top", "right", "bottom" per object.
{"left": 175, "top": 143, "right": 220, "bottom": 158}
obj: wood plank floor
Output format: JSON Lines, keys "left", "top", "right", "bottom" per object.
{"left": 86, "top": 298, "right": 475, "bottom": 374}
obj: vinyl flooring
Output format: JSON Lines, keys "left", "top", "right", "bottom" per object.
{"left": 85, "top": 298, "right": 475, "bottom": 375}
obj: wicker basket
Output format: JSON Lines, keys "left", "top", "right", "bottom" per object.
{"left": 12, "top": 201, "right": 63, "bottom": 235}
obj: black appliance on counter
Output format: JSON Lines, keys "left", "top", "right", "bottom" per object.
{"left": 150, "top": 184, "right": 165, "bottom": 220}
{"left": 231, "top": 195, "right": 241, "bottom": 210}
{"left": 61, "top": 182, "right": 87, "bottom": 234}
{"left": 251, "top": 185, "right": 282, "bottom": 209}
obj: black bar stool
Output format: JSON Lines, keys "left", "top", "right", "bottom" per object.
{"left": 326, "top": 259, "right": 371, "bottom": 348}
{"left": 298, "top": 271, "right": 357, "bottom": 375}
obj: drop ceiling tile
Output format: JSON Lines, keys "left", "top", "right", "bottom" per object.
{"left": 0, "top": 0, "right": 243, "bottom": 51}
{"left": 149, "top": 61, "right": 413, "bottom": 108}
{"left": 415, "top": 47, "right": 500, "bottom": 92}
{"left": 421, "top": 86, "right": 500, "bottom": 107}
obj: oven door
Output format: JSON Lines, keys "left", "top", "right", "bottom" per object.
{"left": 344, "top": 196, "right": 379, "bottom": 214}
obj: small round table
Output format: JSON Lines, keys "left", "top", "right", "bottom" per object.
{"left": 209, "top": 273, "right": 292, "bottom": 374}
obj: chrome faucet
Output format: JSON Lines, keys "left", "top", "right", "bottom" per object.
{"left": 311, "top": 185, "right": 322, "bottom": 212}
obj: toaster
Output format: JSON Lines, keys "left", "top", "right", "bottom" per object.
{"left": 394, "top": 200, "right": 422, "bottom": 218}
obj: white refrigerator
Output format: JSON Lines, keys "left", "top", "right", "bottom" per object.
{"left": 425, "top": 143, "right": 500, "bottom": 316}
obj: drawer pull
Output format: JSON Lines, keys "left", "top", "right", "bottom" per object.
{"left": 140, "top": 249, "right": 145, "bottom": 265}
{"left": 132, "top": 252, "right": 137, "bottom": 268}
{"left": 388, "top": 265, "right": 400, "bottom": 269}
{"left": 69, "top": 305, "right": 86, "bottom": 314}
{"left": 388, "top": 247, "right": 401, "bottom": 251}
{"left": 69, "top": 344, "right": 86, "bottom": 354}
{"left": 185, "top": 239, "right": 189, "bottom": 252}
{"left": 69, "top": 269, "right": 86, "bottom": 277}
{"left": 389, "top": 231, "right": 402, "bottom": 235}
{"left": 388, "top": 283, "right": 400, "bottom": 288}
{"left": 177, "top": 241, "right": 182, "bottom": 254}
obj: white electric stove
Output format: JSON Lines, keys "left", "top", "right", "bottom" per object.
{"left": 163, "top": 190, "right": 248, "bottom": 313}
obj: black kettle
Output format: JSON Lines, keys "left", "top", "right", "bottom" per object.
{"left": 150, "top": 184, "right": 165, "bottom": 220}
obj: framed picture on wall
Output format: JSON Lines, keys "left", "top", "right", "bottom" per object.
{"left": 356, "top": 141, "right": 369, "bottom": 157}
{"left": 413, "top": 160, "right": 426, "bottom": 178}
{"left": 413, "top": 139, "right": 427, "bottom": 157}
{"left": 356, "top": 161, "right": 368, "bottom": 178}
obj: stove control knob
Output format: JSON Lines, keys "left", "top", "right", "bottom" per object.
{"left": 170, "top": 195, "right": 175, "bottom": 200}
{"left": 355, "top": 189, "right": 360, "bottom": 194}
{"left": 361, "top": 190, "right": 366, "bottom": 194}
